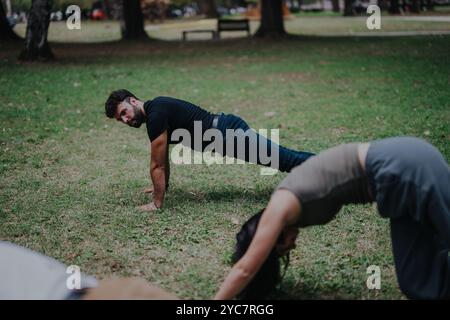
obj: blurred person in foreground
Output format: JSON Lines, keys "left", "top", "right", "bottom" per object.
{"left": 0, "top": 241, "right": 178, "bottom": 300}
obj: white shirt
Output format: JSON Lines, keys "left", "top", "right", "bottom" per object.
{"left": 0, "top": 241, "right": 97, "bottom": 299}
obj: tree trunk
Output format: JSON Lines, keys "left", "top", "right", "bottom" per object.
{"left": 286, "top": 0, "right": 295, "bottom": 11}
{"left": 255, "top": 0, "right": 286, "bottom": 37}
{"left": 343, "top": 0, "right": 354, "bottom": 16}
{"left": 1, "top": 0, "right": 20, "bottom": 41}
{"left": 103, "top": 0, "right": 113, "bottom": 19}
{"left": 121, "top": 0, "right": 147, "bottom": 40}
{"left": 425, "top": 0, "right": 433, "bottom": 11}
{"left": 109, "top": 0, "right": 123, "bottom": 20}
{"left": 18, "top": 0, "right": 54, "bottom": 61}
{"left": 198, "top": 0, "right": 218, "bottom": 18}
{"left": 410, "top": 0, "right": 420, "bottom": 12}
{"left": 331, "top": 0, "right": 340, "bottom": 12}
{"left": 389, "top": 0, "right": 401, "bottom": 14}
{"left": 377, "top": 0, "right": 388, "bottom": 11}
{"left": 5, "top": 0, "right": 11, "bottom": 15}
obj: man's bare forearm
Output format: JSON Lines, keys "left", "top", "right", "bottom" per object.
{"left": 150, "top": 166, "right": 166, "bottom": 208}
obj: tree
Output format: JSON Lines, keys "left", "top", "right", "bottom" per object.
{"left": 377, "top": 0, "right": 388, "bottom": 11}
{"left": 4, "top": 0, "right": 11, "bottom": 15}
{"left": 19, "top": 0, "right": 54, "bottom": 61}
{"left": 255, "top": 0, "right": 286, "bottom": 37}
{"left": 198, "top": 0, "right": 218, "bottom": 18}
{"left": 411, "top": 0, "right": 420, "bottom": 13}
{"left": 103, "top": 0, "right": 113, "bottom": 19}
{"left": 389, "top": 0, "right": 401, "bottom": 14}
{"left": 108, "top": 0, "right": 123, "bottom": 20}
{"left": 0, "top": 0, "right": 21, "bottom": 41}
{"left": 343, "top": 0, "right": 355, "bottom": 16}
{"left": 331, "top": 0, "right": 340, "bottom": 12}
{"left": 121, "top": 0, "right": 148, "bottom": 39}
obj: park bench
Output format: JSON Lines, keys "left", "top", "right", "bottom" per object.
{"left": 182, "top": 19, "right": 250, "bottom": 41}
{"left": 182, "top": 29, "right": 218, "bottom": 41}
{"left": 217, "top": 19, "right": 251, "bottom": 39}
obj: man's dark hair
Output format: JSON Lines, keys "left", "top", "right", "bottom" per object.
{"left": 233, "top": 209, "right": 290, "bottom": 299}
{"left": 105, "top": 89, "right": 139, "bottom": 118}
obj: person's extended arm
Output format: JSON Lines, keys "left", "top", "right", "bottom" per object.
{"left": 214, "top": 190, "right": 301, "bottom": 300}
{"left": 140, "top": 131, "right": 168, "bottom": 211}
{"left": 143, "top": 143, "right": 170, "bottom": 194}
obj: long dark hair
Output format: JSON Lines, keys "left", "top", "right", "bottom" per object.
{"left": 233, "top": 209, "right": 290, "bottom": 299}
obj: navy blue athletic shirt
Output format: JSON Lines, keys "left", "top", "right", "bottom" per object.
{"left": 144, "top": 96, "right": 215, "bottom": 144}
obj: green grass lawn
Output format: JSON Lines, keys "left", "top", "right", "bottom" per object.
{"left": 0, "top": 29, "right": 449, "bottom": 299}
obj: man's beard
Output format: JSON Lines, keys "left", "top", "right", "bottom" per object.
{"left": 129, "top": 106, "right": 145, "bottom": 128}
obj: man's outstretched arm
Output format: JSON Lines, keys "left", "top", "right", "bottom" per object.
{"left": 141, "top": 131, "right": 168, "bottom": 211}
{"left": 143, "top": 141, "right": 170, "bottom": 194}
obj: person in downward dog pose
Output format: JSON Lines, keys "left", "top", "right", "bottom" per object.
{"left": 214, "top": 137, "right": 450, "bottom": 299}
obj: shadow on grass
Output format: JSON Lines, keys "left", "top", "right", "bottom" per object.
{"left": 166, "top": 185, "right": 273, "bottom": 204}
{"left": 5, "top": 34, "right": 447, "bottom": 67}
{"left": 269, "top": 273, "right": 362, "bottom": 300}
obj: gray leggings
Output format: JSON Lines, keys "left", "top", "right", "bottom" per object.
{"left": 366, "top": 137, "right": 450, "bottom": 299}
